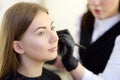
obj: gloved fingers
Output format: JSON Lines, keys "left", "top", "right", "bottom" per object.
{"left": 57, "top": 29, "right": 74, "bottom": 42}
{"left": 58, "top": 44, "right": 67, "bottom": 56}
{"left": 59, "top": 34, "right": 74, "bottom": 42}
{"left": 58, "top": 34, "right": 74, "bottom": 49}
{"left": 57, "top": 29, "right": 68, "bottom": 36}
{"left": 57, "top": 29, "right": 75, "bottom": 55}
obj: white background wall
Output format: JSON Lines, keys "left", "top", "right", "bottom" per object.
{"left": 43, "top": 0, "right": 87, "bottom": 29}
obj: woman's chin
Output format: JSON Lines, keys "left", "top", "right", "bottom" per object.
{"left": 47, "top": 52, "right": 58, "bottom": 61}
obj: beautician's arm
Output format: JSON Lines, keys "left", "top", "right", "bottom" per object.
{"left": 57, "top": 29, "right": 120, "bottom": 80}
{"left": 70, "top": 63, "right": 84, "bottom": 80}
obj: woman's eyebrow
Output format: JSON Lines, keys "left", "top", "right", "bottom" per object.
{"left": 34, "top": 21, "right": 54, "bottom": 32}
{"left": 34, "top": 27, "right": 46, "bottom": 32}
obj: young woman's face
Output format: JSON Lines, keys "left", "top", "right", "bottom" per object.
{"left": 88, "top": 0, "right": 119, "bottom": 20}
{"left": 19, "top": 12, "right": 58, "bottom": 62}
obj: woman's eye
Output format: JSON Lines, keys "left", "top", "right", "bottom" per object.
{"left": 38, "top": 31, "right": 45, "bottom": 36}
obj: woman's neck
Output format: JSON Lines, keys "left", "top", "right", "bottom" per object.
{"left": 17, "top": 59, "right": 44, "bottom": 77}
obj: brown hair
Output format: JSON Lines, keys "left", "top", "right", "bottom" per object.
{"left": 0, "top": 2, "right": 48, "bottom": 79}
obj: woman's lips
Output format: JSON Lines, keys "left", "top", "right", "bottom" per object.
{"left": 94, "top": 9, "right": 101, "bottom": 14}
{"left": 48, "top": 47, "right": 58, "bottom": 52}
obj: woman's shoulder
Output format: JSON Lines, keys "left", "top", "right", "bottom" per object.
{"left": 1, "top": 68, "right": 61, "bottom": 80}
{"left": 1, "top": 72, "right": 15, "bottom": 80}
{"left": 42, "top": 68, "right": 61, "bottom": 80}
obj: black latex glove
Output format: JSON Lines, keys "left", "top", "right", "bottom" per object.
{"left": 57, "top": 29, "right": 78, "bottom": 71}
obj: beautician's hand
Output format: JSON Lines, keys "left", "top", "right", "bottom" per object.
{"left": 57, "top": 29, "right": 78, "bottom": 71}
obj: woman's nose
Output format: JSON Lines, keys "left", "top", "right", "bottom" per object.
{"left": 49, "top": 31, "right": 59, "bottom": 43}
{"left": 89, "top": 0, "right": 101, "bottom": 6}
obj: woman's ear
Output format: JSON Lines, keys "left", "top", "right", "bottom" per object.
{"left": 13, "top": 41, "right": 24, "bottom": 54}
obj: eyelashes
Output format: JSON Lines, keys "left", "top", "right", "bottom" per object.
{"left": 38, "top": 31, "right": 45, "bottom": 36}
{"left": 51, "top": 26, "right": 56, "bottom": 30}
{"left": 37, "top": 26, "right": 56, "bottom": 36}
